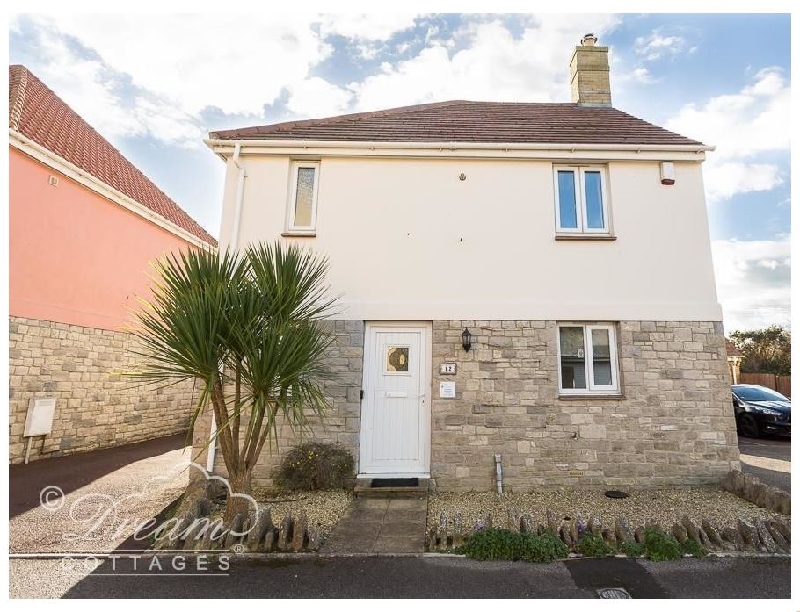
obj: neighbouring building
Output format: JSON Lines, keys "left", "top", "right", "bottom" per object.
{"left": 726, "top": 340, "right": 743, "bottom": 385}
{"left": 9, "top": 65, "right": 217, "bottom": 463}
{"left": 195, "top": 35, "right": 740, "bottom": 491}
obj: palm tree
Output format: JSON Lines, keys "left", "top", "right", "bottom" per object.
{"left": 129, "top": 242, "right": 336, "bottom": 521}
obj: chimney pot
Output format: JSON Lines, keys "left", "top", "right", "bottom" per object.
{"left": 581, "top": 33, "right": 597, "bottom": 46}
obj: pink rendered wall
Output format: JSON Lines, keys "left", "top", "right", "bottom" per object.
{"left": 9, "top": 147, "right": 200, "bottom": 331}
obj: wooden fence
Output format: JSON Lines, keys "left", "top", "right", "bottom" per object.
{"left": 738, "top": 372, "right": 791, "bottom": 398}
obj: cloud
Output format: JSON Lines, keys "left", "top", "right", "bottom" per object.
{"left": 666, "top": 68, "right": 790, "bottom": 204}
{"left": 12, "top": 19, "right": 205, "bottom": 148}
{"left": 703, "top": 162, "right": 783, "bottom": 203}
{"left": 634, "top": 31, "right": 688, "bottom": 61}
{"left": 19, "top": 14, "right": 332, "bottom": 118}
{"left": 349, "top": 15, "right": 621, "bottom": 111}
{"left": 318, "top": 14, "right": 420, "bottom": 41}
{"left": 616, "top": 66, "right": 658, "bottom": 85}
{"left": 711, "top": 238, "right": 791, "bottom": 332}
{"left": 286, "top": 77, "right": 352, "bottom": 118}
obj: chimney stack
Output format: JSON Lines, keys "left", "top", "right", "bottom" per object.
{"left": 570, "top": 33, "right": 612, "bottom": 106}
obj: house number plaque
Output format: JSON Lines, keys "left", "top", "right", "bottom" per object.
{"left": 440, "top": 363, "right": 457, "bottom": 375}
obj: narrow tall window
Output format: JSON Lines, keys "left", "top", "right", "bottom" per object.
{"left": 554, "top": 166, "right": 610, "bottom": 234}
{"left": 287, "top": 161, "right": 320, "bottom": 232}
{"left": 558, "top": 324, "right": 619, "bottom": 394}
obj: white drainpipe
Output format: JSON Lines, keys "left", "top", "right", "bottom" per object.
{"left": 229, "top": 142, "right": 247, "bottom": 251}
{"left": 206, "top": 143, "right": 246, "bottom": 475}
{"left": 206, "top": 414, "right": 217, "bottom": 474}
{"left": 494, "top": 453, "right": 504, "bottom": 494}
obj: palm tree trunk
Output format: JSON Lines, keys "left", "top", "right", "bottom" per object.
{"left": 223, "top": 467, "right": 254, "bottom": 524}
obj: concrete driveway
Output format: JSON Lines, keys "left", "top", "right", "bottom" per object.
{"left": 9, "top": 434, "right": 191, "bottom": 598}
{"left": 738, "top": 435, "right": 790, "bottom": 492}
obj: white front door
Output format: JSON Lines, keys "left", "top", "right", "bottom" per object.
{"left": 360, "top": 323, "right": 431, "bottom": 476}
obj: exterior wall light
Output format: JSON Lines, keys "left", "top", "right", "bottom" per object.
{"left": 461, "top": 328, "right": 472, "bottom": 352}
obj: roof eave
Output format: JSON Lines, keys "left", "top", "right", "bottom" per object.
{"left": 204, "top": 137, "right": 713, "bottom": 161}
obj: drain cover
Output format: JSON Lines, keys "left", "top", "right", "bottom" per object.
{"left": 596, "top": 588, "right": 632, "bottom": 599}
{"left": 604, "top": 490, "right": 629, "bottom": 499}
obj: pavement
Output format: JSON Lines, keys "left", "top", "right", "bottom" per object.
{"left": 738, "top": 435, "right": 790, "bottom": 492}
{"left": 41, "top": 555, "right": 789, "bottom": 599}
{"left": 322, "top": 497, "right": 427, "bottom": 554}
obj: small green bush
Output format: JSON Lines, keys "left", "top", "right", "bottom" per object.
{"left": 519, "top": 530, "right": 570, "bottom": 563}
{"left": 680, "top": 538, "right": 708, "bottom": 558}
{"left": 642, "top": 527, "right": 682, "bottom": 562}
{"left": 577, "top": 534, "right": 613, "bottom": 557}
{"left": 459, "top": 528, "right": 568, "bottom": 563}
{"left": 272, "top": 442, "right": 354, "bottom": 491}
{"left": 619, "top": 541, "right": 645, "bottom": 558}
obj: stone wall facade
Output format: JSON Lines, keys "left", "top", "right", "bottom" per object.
{"left": 9, "top": 316, "right": 197, "bottom": 463}
{"left": 194, "top": 319, "right": 739, "bottom": 491}
{"left": 431, "top": 320, "right": 740, "bottom": 491}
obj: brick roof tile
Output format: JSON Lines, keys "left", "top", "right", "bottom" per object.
{"left": 209, "top": 100, "right": 704, "bottom": 147}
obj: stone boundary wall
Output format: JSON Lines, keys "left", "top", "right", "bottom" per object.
{"left": 430, "top": 320, "right": 740, "bottom": 491}
{"left": 9, "top": 316, "right": 196, "bottom": 463}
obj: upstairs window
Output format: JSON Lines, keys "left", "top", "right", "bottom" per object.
{"left": 554, "top": 166, "right": 610, "bottom": 234}
{"left": 558, "top": 324, "right": 619, "bottom": 395}
{"left": 286, "top": 161, "right": 320, "bottom": 233}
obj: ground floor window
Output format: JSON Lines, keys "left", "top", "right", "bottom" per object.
{"left": 558, "top": 323, "right": 619, "bottom": 394}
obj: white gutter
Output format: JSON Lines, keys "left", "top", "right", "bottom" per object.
{"left": 11, "top": 130, "right": 215, "bottom": 251}
{"left": 205, "top": 137, "right": 714, "bottom": 154}
{"left": 228, "top": 142, "right": 247, "bottom": 252}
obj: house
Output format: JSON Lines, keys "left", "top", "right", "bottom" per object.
{"left": 197, "top": 35, "right": 740, "bottom": 491}
{"left": 726, "top": 340, "right": 743, "bottom": 384}
{"left": 8, "top": 65, "right": 217, "bottom": 463}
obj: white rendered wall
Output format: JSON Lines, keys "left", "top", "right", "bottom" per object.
{"left": 218, "top": 155, "right": 722, "bottom": 322}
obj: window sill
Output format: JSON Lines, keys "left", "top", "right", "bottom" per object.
{"left": 555, "top": 234, "right": 616, "bottom": 241}
{"left": 557, "top": 393, "right": 625, "bottom": 401}
{"left": 281, "top": 231, "right": 317, "bottom": 237}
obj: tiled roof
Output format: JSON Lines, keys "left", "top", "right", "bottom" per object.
{"left": 210, "top": 100, "right": 704, "bottom": 147}
{"left": 9, "top": 65, "right": 216, "bottom": 246}
{"left": 726, "top": 340, "right": 743, "bottom": 357}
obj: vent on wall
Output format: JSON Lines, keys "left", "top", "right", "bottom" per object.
{"left": 48, "top": 175, "right": 59, "bottom": 187}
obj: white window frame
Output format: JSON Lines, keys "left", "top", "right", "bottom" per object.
{"left": 553, "top": 165, "right": 611, "bottom": 235}
{"left": 557, "top": 323, "right": 620, "bottom": 395}
{"left": 286, "top": 160, "right": 320, "bottom": 233}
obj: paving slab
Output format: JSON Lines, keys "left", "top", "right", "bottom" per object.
{"left": 321, "top": 495, "right": 428, "bottom": 554}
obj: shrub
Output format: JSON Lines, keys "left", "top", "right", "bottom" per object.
{"left": 577, "top": 534, "right": 613, "bottom": 557}
{"left": 642, "top": 527, "right": 682, "bottom": 562}
{"left": 459, "top": 528, "right": 568, "bottom": 563}
{"left": 518, "top": 530, "right": 569, "bottom": 563}
{"left": 272, "top": 442, "right": 354, "bottom": 491}
{"left": 680, "top": 538, "right": 708, "bottom": 558}
{"left": 619, "top": 541, "right": 645, "bottom": 558}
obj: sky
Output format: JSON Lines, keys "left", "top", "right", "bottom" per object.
{"left": 7, "top": 9, "right": 792, "bottom": 333}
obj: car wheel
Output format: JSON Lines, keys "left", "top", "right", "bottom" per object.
{"left": 739, "top": 414, "right": 761, "bottom": 438}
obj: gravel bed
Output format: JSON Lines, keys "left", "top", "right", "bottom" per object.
{"left": 427, "top": 487, "right": 786, "bottom": 532}
{"left": 250, "top": 489, "right": 353, "bottom": 538}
